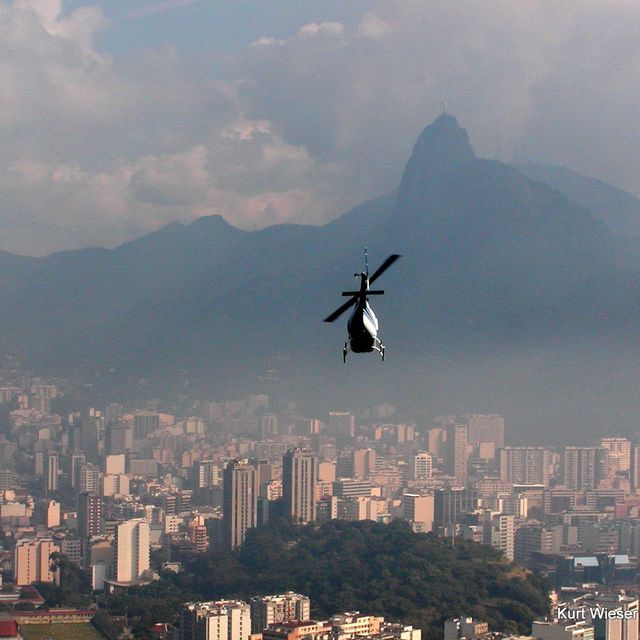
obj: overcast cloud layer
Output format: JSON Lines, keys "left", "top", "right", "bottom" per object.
{"left": 2, "top": 0, "right": 640, "bottom": 255}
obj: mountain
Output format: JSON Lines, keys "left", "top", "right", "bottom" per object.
{"left": 391, "top": 114, "right": 625, "bottom": 336}
{"left": 516, "top": 161, "right": 640, "bottom": 239}
{"left": 3, "top": 114, "right": 640, "bottom": 442}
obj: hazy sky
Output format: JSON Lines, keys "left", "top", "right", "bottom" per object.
{"left": 3, "top": 0, "right": 640, "bottom": 255}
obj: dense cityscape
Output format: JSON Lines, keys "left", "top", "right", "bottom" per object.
{"left": 6, "top": 1, "right": 640, "bottom": 640}
{"left": 0, "top": 371, "right": 639, "bottom": 640}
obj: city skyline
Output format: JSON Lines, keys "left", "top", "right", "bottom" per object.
{"left": 2, "top": 376, "right": 640, "bottom": 635}
{"left": 3, "top": 1, "right": 640, "bottom": 639}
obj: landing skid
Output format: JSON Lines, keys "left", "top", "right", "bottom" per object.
{"left": 373, "top": 337, "right": 385, "bottom": 362}
{"left": 342, "top": 339, "right": 385, "bottom": 362}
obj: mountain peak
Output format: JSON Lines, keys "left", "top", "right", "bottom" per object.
{"left": 406, "top": 112, "right": 476, "bottom": 175}
{"left": 394, "top": 113, "right": 478, "bottom": 222}
{"left": 188, "top": 214, "right": 235, "bottom": 230}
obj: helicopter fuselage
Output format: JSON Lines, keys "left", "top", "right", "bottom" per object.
{"left": 347, "top": 298, "right": 379, "bottom": 353}
{"left": 324, "top": 251, "right": 399, "bottom": 362}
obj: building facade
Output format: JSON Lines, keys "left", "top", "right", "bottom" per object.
{"left": 115, "top": 518, "right": 150, "bottom": 583}
{"left": 223, "top": 460, "right": 258, "bottom": 549}
{"left": 282, "top": 449, "right": 317, "bottom": 525}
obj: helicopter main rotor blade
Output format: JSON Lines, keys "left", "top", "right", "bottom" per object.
{"left": 369, "top": 254, "right": 401, "bottom": 285}
{"left": 324, "top": 296, "right": 357, "bottom": 323}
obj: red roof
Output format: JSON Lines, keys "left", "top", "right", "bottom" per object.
{"left": 0, "top": 619, "right": 18, "bottom": 637}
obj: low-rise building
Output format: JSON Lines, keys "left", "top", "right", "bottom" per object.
{"left": 249, "top": 593, "right": 310, "bottom": 633}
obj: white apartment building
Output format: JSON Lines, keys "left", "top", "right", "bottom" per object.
{"left": 115, "top": 518, "right": 150, "bottom": 583}
{"left": 181, "top": 600, "right": 251, "bottom": 640}
{"left": 249, "top": 592, "right": 310, "bottom": 634}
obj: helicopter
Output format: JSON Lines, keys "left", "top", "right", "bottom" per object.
{"left": 324, "top": 249, "right": 401, "bottom": 362}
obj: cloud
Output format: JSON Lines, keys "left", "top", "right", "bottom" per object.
{"left": 239, "top": 1, "right": 640, "bottom": 201}
{"left": 3, "top": 1, "right": 640, "bottom": 255}
{"left": 0, "top": 1, "right": 343, "bottom": 254}
{"left": 239, "top": 2, "right": 560, "bottom": 189}
{"left": 127, "top": 0, "right": 199, "bottom": 20}
{"left": 297, "top": 22, "right": 344, "bottom": 36}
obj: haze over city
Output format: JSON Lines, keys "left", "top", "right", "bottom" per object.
{"left": 4, "top": 3, "right": 640, "bottom": 640}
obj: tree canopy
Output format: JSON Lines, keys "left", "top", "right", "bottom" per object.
{"left": 148, "top": 519, "right": 549, "bottom": 639}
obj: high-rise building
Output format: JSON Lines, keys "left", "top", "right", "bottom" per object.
{"left": 82, "top": 413, "right": 105, "bottom": 463}
{"left": 189, "top": 522, "right": 209, "bottom": 553}
{"left": 250, "top": 593, "right": 311, "bottom": 633}
{"left": 14, "top": 538, "right": 60, "bottom": 585}
{"left": 34, "top": 450, "right": 44, "bottom": 476}
{"left": 0, "top": 468, "right": 15, "bottom": 491}
{"left": 336, "top": 454, "right": 353, "bottom": 479}
{"left": 105, "top": 403, "right": 123, "bottom": 426}
{"left": 427, "top": 428, "right": 447, "bottom": 458}
{"left": 413, "top": 452, "right": 433, "bottom": 481}
{"left": 134, "top": 412, "right": 160, "bottom": 439}
{"left": 44, "top": 450, "right": 58, "bottom": 496}
{"left": 484, "top": 513, "right": 515, "bottom": 561}
{"left": 403, "top": 494, "right": 434, "bottom": 532}
{"left": 70, "top": 452, "right": 86, "bottom": 489}
{"left": 282, "top": 449, "right": 317, "bottom": 525}
{"left": 468, "top": 414, "right": 505, "bottom": 448}
{"left": 599, "top": 437, "right": 632, "bottom": 473}
{"left": 317, "top": 462, "right": 336, "bottom": 483}
{"left": 587, "top": 594, "right": 639, "bottom": 640}
{"left": 102, "top": 474, "right": 130, "bottom": 498}
{"left": 77, "top": 462, "right": 100, "bottom": 494}
{"left": 499, "top": 447, "right": 551, "bottom": 485}
{"left": 631, "top": 445, "right": 640, "bottom": 492}
{"left": 260, "top": 414, "right": 279, "bottom": 438}
{"left": 328, "top": 412, "right": 355, "bottom": 440}
{"left": 223, "top": 460, "right": 258, "bottom": 549}
{"left": 445, "top": 424, "right": 468, "bottom": 487}
{"left": 250, "top": 458, "right": 274, "bottom": 498}
{"left": 193, "top": 460, "right": 219, "bottom": 489}
{"left": 352, "top": 449, "right": 377, "bottom": 480}
{"left": 180, "top": 600, "right": 251, "bottom": 640}
{"left": 60, "top": 537, "right": 82, "bottom": 567}
{"left": 563, "top": 447, "right": 597, "bottom": 490}
{"left": 106, "top": 422, "right": 132, "bottom": 455}
{"left": 34, "top": 499, "right": 60, "bottom": 528}
{"left": 514, "top": 525, "right": 562, "bottom": 563}
{"left": 68, "top": 414, "right": 83, "bottom": 452}
{"left": 115, "top": 518, "right": 150, "bottom": 583}
{"left": 104, "top": 454, "right": 126, "bottom": 475}
{"left": 434, "top": 488, "right": 477, "bottom": 533}
{"left": 77, "top": 492, "right": 103, "bottom": 540}
{"left": 0, "top": 438, "right": 17, "bottom": 472}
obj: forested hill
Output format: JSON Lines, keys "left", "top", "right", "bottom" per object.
{"left": 132, "top": 520, "right": 550, "bottom": 639}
